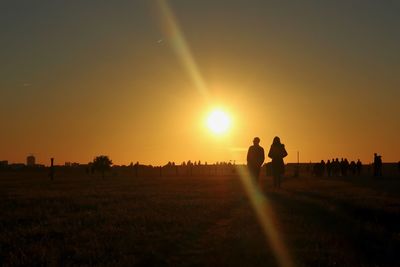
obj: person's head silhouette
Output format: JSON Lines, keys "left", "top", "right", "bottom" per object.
{"left": 273, "top": 136, "right": 281, "bottom": 145}
{"left": 253, "top": 137, "right": 260, "bottom": 145}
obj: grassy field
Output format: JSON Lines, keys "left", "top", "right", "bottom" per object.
{"left": 1, "top": 171, "right": 400, "bottom": 267}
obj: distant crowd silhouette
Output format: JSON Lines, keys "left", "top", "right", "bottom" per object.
{"left": 312, "top": 153, "right": 386, "bottom": 178}
{"left": 313, "top": 158, "right": 363, "bottom": 177}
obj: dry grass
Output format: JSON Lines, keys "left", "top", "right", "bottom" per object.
{"left": 1, "top": 171, "right": 400, "bottom": 266}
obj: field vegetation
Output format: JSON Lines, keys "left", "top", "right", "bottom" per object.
{"left": 1, "top": 170, "right": 400, "bottom": 266}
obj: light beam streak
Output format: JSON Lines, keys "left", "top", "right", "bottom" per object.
{"left": 156, "top": 0, "right": 209, "bottom": 100}
{"left": 156, "top": 2, "right": 294, "bottom": 266}
{"left": 237, "top": 166, "right": 295, "bottom": 267}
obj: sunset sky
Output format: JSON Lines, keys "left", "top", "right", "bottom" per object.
{"left": 1, "top": 1, "right": 399, "bottom": 165}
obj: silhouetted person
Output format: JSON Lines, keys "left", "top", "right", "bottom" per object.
{"left": 356, "top": 159, "right": 362, "bottom": 176}
{"left": 344, "top": 158, "right": 349, "bottom": 176}
{"left": 340, "top": 158, "right": 349, "bottom": 177}
{"left": 313, "top": 160, "right": 325, "bottom": 177}
{"left": 373, "top": 153, "right": 382, "bottom": 177}
{"left": 247, "top": 137, "right": 265, "bottom": 183}
{"left": 377, "top": 155, "right": 382, "bottom": 177}
{"left": 376, "top": 154, "right": 382, "bottom": 177}
{"left": 326, "top": 160, "right": 332, "bottom": 177}
{"left": 321, "top": 160, "right": 326, "bottom": 176}
{"left": 268, "top": 136, "right": 288, "bottom": 188}
{"left": 349, "top": 161, "right": 356, "bottom": 176}
{"left": 398, "top": 161, "right": 400, "bottom": 175}
{"left": 333, "top": 158, "right": 340, "bottom": 177}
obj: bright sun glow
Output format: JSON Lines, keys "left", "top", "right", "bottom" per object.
{"left": 206, "top": 109, "right": 232, "bottom": 135}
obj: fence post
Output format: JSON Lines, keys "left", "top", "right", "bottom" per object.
{"left": 50, "top": 158, "right": 54, "bottom": 180}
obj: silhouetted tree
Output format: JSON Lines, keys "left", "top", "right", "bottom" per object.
{"left": 92, "top": 155, "right": 113, "bottom": 178}
{"left": 134, "top": 161, "right": 139, "bottom": 177}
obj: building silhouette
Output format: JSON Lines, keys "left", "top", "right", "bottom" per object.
{"left": 26, "top": 155, "right": 36, "bottom": 167}
{"left": 0, "top": 160, "right": 8, "bottom": 169}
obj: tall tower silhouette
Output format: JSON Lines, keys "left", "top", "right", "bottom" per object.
{"left": 26, "top": 154, "right": 36, "bottom": 166}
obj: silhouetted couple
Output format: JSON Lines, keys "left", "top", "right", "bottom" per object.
{"left": 247, "top": 136, "right": 288, "bottom": 188}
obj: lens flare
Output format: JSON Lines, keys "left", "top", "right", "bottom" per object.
{"left": 207, "top": 109, "right": 231, "bottom": 135}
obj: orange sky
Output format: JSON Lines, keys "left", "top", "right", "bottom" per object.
{"left": 1, "top": 1, "right": 399, "bottom": 165}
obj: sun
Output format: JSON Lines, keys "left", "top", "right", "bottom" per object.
{"left": 206, "top": 109, "right": 232, "bottom": 135}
